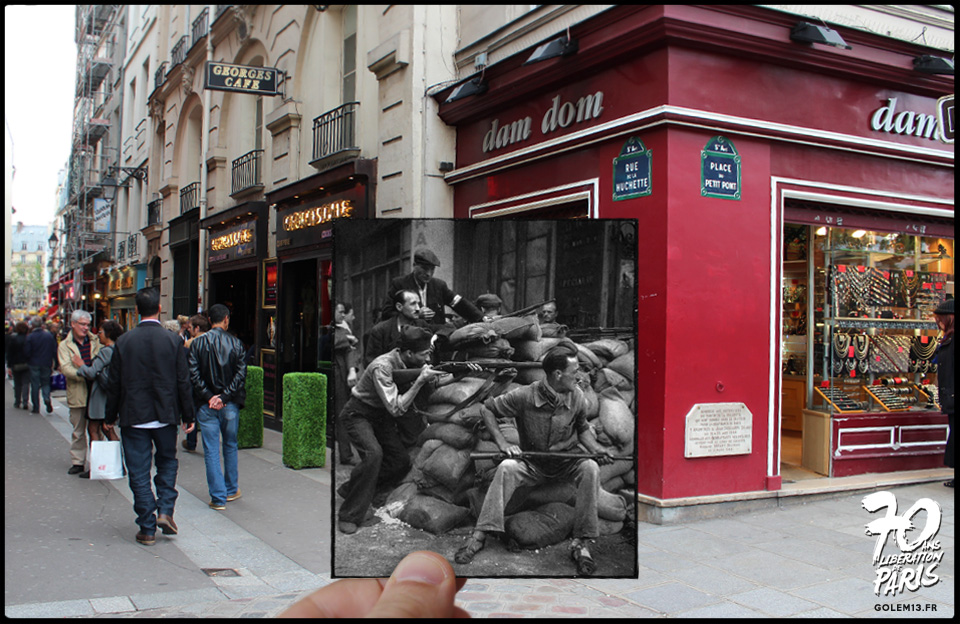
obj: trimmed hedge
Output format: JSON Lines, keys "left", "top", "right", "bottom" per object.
{"left": 282, "top": 372, "right": 327, "bottom": 469}
{"left": 238, "top": 366, "right": 264, "bottom": 449}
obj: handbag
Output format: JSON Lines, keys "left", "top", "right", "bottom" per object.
{"left": 89, "top": 440, "right": 125, "bottom": 480}
{"left": 51, "top": 372, "right": 66, "bottom": 390}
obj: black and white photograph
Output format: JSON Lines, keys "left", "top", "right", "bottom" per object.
{"left": 331, "top": 218, "right": 639, "bottom": 578}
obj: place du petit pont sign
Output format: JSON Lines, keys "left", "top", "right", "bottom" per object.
{"left": 684, "top": 402, "right": 752, "bottom": 458}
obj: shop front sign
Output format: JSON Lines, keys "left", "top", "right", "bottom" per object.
{"left": 276, "top": 192, "right": 359, "bottom": 251}
{"left": 701, "top": 136, "right": 741, "bottom": 200}
{"left": 870, "top": 98, "right": 940, "bottom": 141}
{"left": 612, "top": 136, "right": 652, "bottom": 201}
{"left": 205, "top": 61, "right": 280, "bottom": 96}
{"left": 208, "top": 220, "right": 257, "bottom": 265}
{"left": 481, "top": 91, "right": 605, "bottom": 154}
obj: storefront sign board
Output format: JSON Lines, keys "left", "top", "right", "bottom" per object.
{"left": 612, "top": 137, "right": 652, "bottom": 201}
{"left": 205, "top": 61, "right": 279, "bottom": 96}
{"left": 208, "top": 220, "right": 257, "bottom": 265}
{"left": 701, "top": 136, "right": 741, "bottom": 200}
{"left": 684, "top": 402, "right": 752, "bottom": 458}
{"left": 93, "top": 198, "right": 111, "bottom": 233}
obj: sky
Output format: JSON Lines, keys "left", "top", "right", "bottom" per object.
{"left": 5, "top": 5, "right": 78, "bottom": 228}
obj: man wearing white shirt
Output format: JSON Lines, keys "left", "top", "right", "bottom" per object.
{"left": 104, "top": 288, "right": 196, "bottom": 546}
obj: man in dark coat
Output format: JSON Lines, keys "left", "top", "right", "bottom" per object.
{"left": 364, "top": 290, "right": 428, "bottom": 368}
{"left": 380, "top": 248, "right": 485, "bottom": 327}
{"left": 104, "top": 288, "right": 196, "bottom": 546}
{"left": 23, "top": 316, "right": 58, "bottom": 414}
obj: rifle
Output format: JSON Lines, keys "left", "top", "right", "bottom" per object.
{"left": 504, "top": 299, "right": 555, "bottom": 319}
{"left": 470, "top": 451, "right": 634, "bottom": 462}
{"left": 392, "top": 360, "right": 541, "bottom": 385}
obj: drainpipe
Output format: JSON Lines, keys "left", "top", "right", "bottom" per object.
{"left": 197, "top": 6, "right": 213, "bottom": 312}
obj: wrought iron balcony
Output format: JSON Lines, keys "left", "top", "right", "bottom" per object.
{"left": 155, "top": 62, "right": 167, "bottom": 91}
{"left": 147, "top": 198, "right": 162, "bottom": 226}
{"left": 231, "top": 149, "right": 263, "bottom": 196}
{"left": 117, "top": 239, "right": 126, "bottom": 262}
{"left": 180, "top": 182, "right": 200, "bottom": 214}
{"left": 127, "top": 233, "right": 141, "bottom": 259}
{"left": 170, "top": 35, "right": 189, "bottom": 70}
{"left": 311, "top": 102, "right": 360, "bottom": 169}
{"left": 192, "top": 7, "right": 209, "bottom": 49}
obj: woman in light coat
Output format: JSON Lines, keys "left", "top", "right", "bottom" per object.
{"left": 73, "top": 320, "right": 125, "bottom": 476}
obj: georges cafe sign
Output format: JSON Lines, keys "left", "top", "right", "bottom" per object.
{"left": 481, "top": 91, "right": 605, "bottom": 154}
{"left": 205, "top": 61, "right": 279, "bottom": 96}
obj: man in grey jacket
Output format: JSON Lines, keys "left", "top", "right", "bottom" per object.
{"left": 188, "top": 303, "right": 247, "bottom": 510}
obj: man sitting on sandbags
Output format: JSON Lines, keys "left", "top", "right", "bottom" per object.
{"left": 454, "top": 347, "right": 614, "bottom": 576}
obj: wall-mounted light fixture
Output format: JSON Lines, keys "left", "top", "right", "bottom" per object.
{"left": 445, "top": 76, "right": 488, "bottom": 103}
{"left": 523, "top": 30, "right": 578, "bottom": 65}
{"left": 913, "top": 55, "right": 954, "bottom": 75}
{"left": 790, "top": 22, "right": 851, "bottom": 50}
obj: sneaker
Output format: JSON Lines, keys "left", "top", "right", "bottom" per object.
{"left": 67, "top": 465, "right": 84, "bottom": 475}
{"left": 226, "top": 489, "right": 242, "bottom": 502}
{"left": 209, "top": 501, "right": 226, "bottom": 510}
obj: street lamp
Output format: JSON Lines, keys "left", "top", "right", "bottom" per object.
{"left": 48, "top": 231, "right": 58, "bottom": 250}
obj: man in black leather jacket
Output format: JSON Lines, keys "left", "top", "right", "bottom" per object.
{"left": 188, "top": 303, "right": 247, "bottom": 510}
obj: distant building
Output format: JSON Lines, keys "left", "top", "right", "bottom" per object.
{"left": 10, "top": 222, "right": 48, "bottom": 311}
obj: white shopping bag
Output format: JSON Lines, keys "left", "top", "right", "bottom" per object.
{"left": 90, "top": 440, "right": 125, "bottom": 480}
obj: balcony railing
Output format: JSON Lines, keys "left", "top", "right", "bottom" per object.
{"left": 192, "top": 7, "right": 209, "bottom": 48}
{"left": 147, "top": 198, "right": 162, "bottom": 226}
{"left": 117, "top": 239, "right": 126, "bottom": 262}
{"left": 127, "top": 233, "right": 141, "bottom": 259}
{"left": 231, "top": 149, "right": 263, "bottom": 196}
{"left": 180, "top": 182, "right": 200, "bottom": 214}
{"left": 312, "top": 102, "right": 359, "bottom": 163}
{"left": 170, "top": 35, "right": 189, "bottom": 70}
{"left": 154, "top": 61, "right": 167, "bottom": 90}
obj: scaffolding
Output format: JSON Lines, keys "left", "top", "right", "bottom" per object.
{"left": 57, "top": 5, "right": 121, "bottom": 314}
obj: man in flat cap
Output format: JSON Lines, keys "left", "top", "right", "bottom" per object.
{"left": 336, "top": 325, "right": 444, "bottom": 534}
{"left": 476, "top": 293, "right": 503, "bottom": 320}
{"left": 380, "top": 248, "right": 485, "bottom": 327}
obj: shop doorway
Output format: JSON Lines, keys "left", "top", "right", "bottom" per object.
{"left": 210, "top": 267, "right": 258, "bottom": 359}
{"left": 273, "top": 257, "right": 332, "bottom": 429}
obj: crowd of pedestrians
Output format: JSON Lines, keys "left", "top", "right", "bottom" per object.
{"left": 4, "top": 287, "right": 248, "bottom": 547}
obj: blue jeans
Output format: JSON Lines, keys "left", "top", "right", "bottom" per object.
{"left": 120, "top": 425, "right": 179, "bottom": 535}
{"left": 29, "top": 365, "right": 52, "bottom": 410}
{"left": 196, "top": 403, "right": 240, "bottom": 504}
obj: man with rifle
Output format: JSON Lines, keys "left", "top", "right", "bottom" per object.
{"left": 455, "top": 345, "right": 617, "bottom": 576}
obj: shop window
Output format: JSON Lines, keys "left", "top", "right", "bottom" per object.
{"left": 782, "top": 223, "right": 953, "bottom": 418}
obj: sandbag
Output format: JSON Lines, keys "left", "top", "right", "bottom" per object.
{"left": 418, "top": 422, "right": 476, "bottom": 449}
{"left": 427, "top": 377, "right": 489, "bottom": 405}
{"left": 420, "top": 471, "right": 474, "bottom": 506}
{"left": 511, "top": 338, "right": 561, "bottom": 362}
{"left": 584, "top": 339, "right": 630, "bottom": 362}
{"left": 598, "top": 519, "right": 624, "bottom": 536}
{"left": 398, "top": 495, "right": 471, "bottom": 534}
{"left": 603, "top": 475, "right": 625, "bottom": 492}
{"left": 607, "top": 352, "right": 634, "bottom": 380}
{"left": 472, "top": 439, "right": 502, "bottom": 479}
{"left": 477, "top": 420, "right": 520, "bottom": 445}
{"left": 576, "top": 343, "right": 603, "bottom": 371}
{"left": 600, "top": 368, "right": 632, "bottom": 391}
{"left": 449, "top": 323, "right": 498, "bottom": 346}
{"left": 598, "top": 387, "right": 634, "bottom": 447}
{"left": 539, "top": 322, "right": 568, "bottom": 338}
{"left": 504, "top": 502, "right": 575, "bottom": 549}
{"left": 491, "top": 316, "right": 542, "bottom": 342}
{"left": 515, "top": 367, "right": 547, "bottom": 385}
{"left": 462, "top": 338, "right": 514, "bottom": 359}
{"left": 598, "top": 488, "right": 627, "bottom": 522}
{"left": 420, "top": 443, "right": 474, "bottom": 491}
{"left": 582, "top": 384, "right": 600, "bottom": 420}
{"left": 623, "top": 469, "right": 636, "bottom": 486}
{"left": 422, "top": 403, "right": 461, "bottom": 423}
{"left": 413, "top": 440, "right": 445, "bottom": 472}
{"left": 599, "top": 452, "right": 633, "bottom": 484}
{"left": 385, "top": 481, "right": 419, "bottom": 512}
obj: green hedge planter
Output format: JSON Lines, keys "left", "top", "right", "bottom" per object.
{"left": 282, "top": 372, "right": 327, "bottom": 469}
{"left": 238, "top": 366, "right": 264, "bottom": 449}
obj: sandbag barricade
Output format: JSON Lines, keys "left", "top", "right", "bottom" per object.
{"left": 380, "top": 320, "right": 637, "bottom": 544}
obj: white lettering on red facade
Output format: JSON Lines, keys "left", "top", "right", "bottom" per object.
{"left": 870, "top": 98, "right": 939, "bottom": 141}
{"left": 480, "top": 91, "right": 605, "bottom": 154}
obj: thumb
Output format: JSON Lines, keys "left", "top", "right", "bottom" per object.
{"left": 365, "top": 551, "right": 461, "bottom": 619}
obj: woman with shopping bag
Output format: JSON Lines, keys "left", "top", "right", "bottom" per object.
{"left": 72, "top": 320, "right": 125, "bottom": 478}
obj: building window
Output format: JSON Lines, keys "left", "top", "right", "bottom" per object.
{"left": 342, "top": 5, "right": 356, "bottom": 103}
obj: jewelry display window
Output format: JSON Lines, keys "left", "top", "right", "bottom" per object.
{"left": 786, "top": 225, "right": 953, "bottom": 416}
